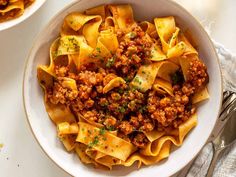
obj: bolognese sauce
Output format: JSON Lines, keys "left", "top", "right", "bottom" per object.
{"left": 45, "top": 25, "right": 208, "bottom": 149}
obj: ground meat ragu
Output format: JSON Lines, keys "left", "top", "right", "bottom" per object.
{"left": 46, "top": 25, "right": 208, "bottom": 149}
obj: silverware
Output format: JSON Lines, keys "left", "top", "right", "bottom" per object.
{"left": 206, "top": 93, "right": 236, "bottom": 177}
{"left": 175, "top": 91, "right": 236, "bottom": 177}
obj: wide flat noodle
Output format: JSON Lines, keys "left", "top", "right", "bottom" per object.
{"left": 57, "top": 35, "right": 85, "bottom": 56}
{"left": 59, "top": 134, "right": 77, "bottom": 151}
{"left": 167, "top": 41, "right": 186, "bottom": 58}
{"left": 63, "top": 12, "right": 99, "bottom": 31}
{"left": 98, "top": 29, "right": 119, "bottom": 54}
{"left": 144, "top": 130, "right": 165, "bottom": 142}
{"left": 125, "top": 114, "right": 197, "bottom": 167}
{"left": 61, "top": 12, "right": 102, "bottom": 47}
{"left": 103, "top": 77, "right": 125, "bottom": 93}
{"left": 104, "top": 16, "right": 116, "bottom": 29}
{"left": 75, "top": 143, "right": 99, "bottom": 166}
{"left": 85, "top": 5, "right": 106, "bottom": 20}
{"left": 153, "top": 78, "right": 174, "bottom": 96}
{"left": 57, "top": 122, "right": 79, "bottom": 137}
{"left": 76, "top": 122, "right": 136, "bottom": 161}
{"left": 154, "top": 16, "right": 176, "bottom": 53}
{"left": 92, "top": 151, "right": 123, "bottom": 169}
{"left": 139, "top": 21, "right": 157, "bottom": 38}
{"left": 130, "top": 63, "right": 160, "bottom": 92}
{"left": 45, "top": 101, "right": 76, "bottom": 124}
{"left": 141, "top": 113, "right": 197, "bottom": 156}
{"left": 37, "top": 37, "right": 75, "bottom": 89}
{"left": 156, "top": 61, "right": 179, "bottom": 82}
{"left": 37, "top": 66, "right": 55, "bottom": 90}
{"left": 59, "top": 77, "right": 77, "bottom": 91}
{"left": 109, "top": 4, "right": 135, "bottom": 31}
{"left": 82, "top": 17, "right": 102, "bottom": 48}
{"left": 192, "top": 87, "right": 209, "bottom": 104}
{"left": 149, "top": 44, "right": 166, "bottom": 61}
{"left": 77, "top": 112, "right": 104, "bottom": 128}
{"left": 178, "top": 32, "right": 198, "bottom": 56}
{"left": 68, "top": 42, "right": 94, "bottom": 69}
{"left": 124, "top": 140, "right": 171, "bottom": 168}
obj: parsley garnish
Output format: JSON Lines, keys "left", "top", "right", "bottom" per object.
{"left": 88, "top": 136, "right": 99, "bottom": 148}
{"left": 99, "top": 127, "right": 106, "bottom": 135}
{"left": 96, "top": 47, "right": 101, "bottom": 53}
{"left": 117, "top": 88, "right": 124, "bottom": 94}
{"left": 139, "top": 106, "right": 147, "bottom": 113}
{"left": 106, "top": 57, "right": 115, "bottom": 68}
{"left": 118, "top": 106, "right": 126, "bottom": 113}
{"left": 124, "top": 77, "right": 131, "bottom": 82}
{"left": 107, "top": 126, "right": 115, "bottom": 131}
{"left": 128, "top": 32, "right": 137, "bottom": 39}
{"left": 134, "top": 77, "right": 142, "bottom": 85}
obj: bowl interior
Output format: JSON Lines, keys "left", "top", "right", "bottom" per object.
{"left": 0, "top": 0, "right": 46, "bottom": 31}
{"left": 23, "top": 0, "right": 222, "bottom": 176}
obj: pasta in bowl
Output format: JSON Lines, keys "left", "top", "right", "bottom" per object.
{"left": 23, "top": 0, "right": 222, "bottom": 176}
{"left": 37, "top": 4, "right": 209, "bottom": 169}
{"left": 0, "top": 0, "right": 34, "bottom": 22}
{"left": 0, "top": 0, "right": 46, "bottom": 31}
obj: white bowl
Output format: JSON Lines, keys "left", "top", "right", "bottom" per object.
{"left": 23, "top": 0, "right": 223, "bottom": 176}
{"left": 0, "top": 0, "right": 46, "bottom": 31}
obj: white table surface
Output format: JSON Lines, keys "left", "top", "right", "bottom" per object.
{"left": 0, "top": 0, "right": 235, "bottom": 177}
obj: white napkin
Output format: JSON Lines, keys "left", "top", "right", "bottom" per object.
{"left": 185, "top": 42, "right": 236, "bottom": 177}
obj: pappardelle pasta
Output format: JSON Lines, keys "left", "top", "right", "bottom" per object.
{"left": 37, "top": 4, "right": 209, "bottom": 169}
{"left": 0, "top": 0, "right": 35, "bottom": 22}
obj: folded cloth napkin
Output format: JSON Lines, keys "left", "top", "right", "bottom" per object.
{"left": 182, "top": 42, "right": 236, "bottom": 177}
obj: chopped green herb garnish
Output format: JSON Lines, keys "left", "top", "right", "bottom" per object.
{"left": 134, "top": 77, "right": 142, "bottom": 85}
{"left": 118, "top": 106, "right": 126, "bottom": 113}
{"left": 117, "top": 88, "right": 124, "bottom": 94}
{"left": 88, "top": 136, "right": 99, "bottom": 148}
{"left": 139, "top": 106, "right": 147, "bottom": 113}
{"left": 107, "top": 126, "right": 115, "bottom": 131}
{"left": 106, "top": 57, "right": 115, "bottom": 68}
{"left": 128, "top": 32, "right": 137, "bottom": 39}
{"left": 99, "top": 127, "right": 106, "bottom": 135}
{"left": 96, "top": 47, "right": 101, "bottom": 53}
{"left": 124, "top": 77, "right": 131, "bottom": 82}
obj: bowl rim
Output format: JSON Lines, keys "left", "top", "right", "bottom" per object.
{"left": 0, "top": 0, "right": 46, "bottom": 31}
{"left": 22, "top": 0, "right": 223, "bottom": 176}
